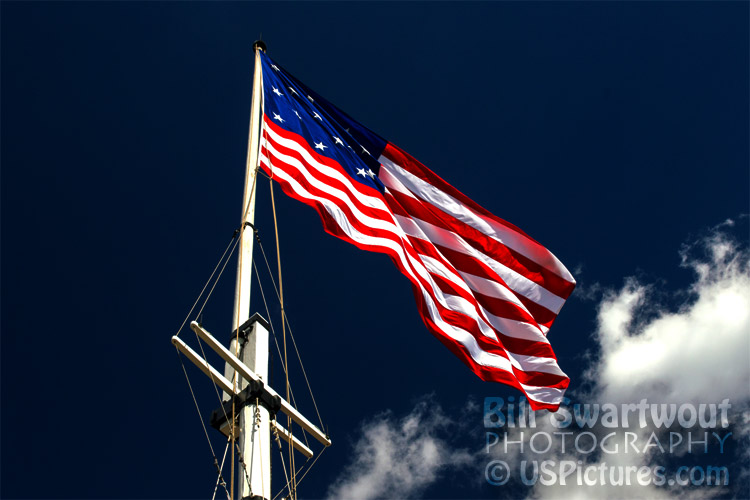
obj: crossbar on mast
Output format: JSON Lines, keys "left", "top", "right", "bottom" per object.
{"left": 173, "top": 333, "right": 316, "bottom": 460}
{"left": 172, "top": 336, "right": 235, "bottom": 395}
{"left": 191, "top": 321, "right": 331, "bottom": 447}
{"left": 272, "top": 421, "right": 314, "bottom": 459}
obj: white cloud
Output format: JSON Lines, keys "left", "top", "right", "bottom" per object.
{"left": 326, "top": 398, "right": 473, "bottom": 500}
{"left": 497, "top": 221, "right": 750, "bottom": 499}
{"left": 593, "top": 223, "right": 750, "bottom": 405}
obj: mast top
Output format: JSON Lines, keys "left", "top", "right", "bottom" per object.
{"left": 253, "top": 40, "right": 267, "bottom": 52}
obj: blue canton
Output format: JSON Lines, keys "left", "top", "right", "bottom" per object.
{"left": 260, "top": 53, "right": 387, "bottom": 192}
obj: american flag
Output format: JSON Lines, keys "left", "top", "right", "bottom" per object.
{"left": 258, "top": 53, "right": 576, "bottom": 411}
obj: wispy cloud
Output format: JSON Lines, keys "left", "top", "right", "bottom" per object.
{"left": 326, "top": 397, "right": 474, "bottom": 500}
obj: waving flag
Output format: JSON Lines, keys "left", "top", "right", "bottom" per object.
{"left": 258, "top": 53, "right": 576, "bottom": 410}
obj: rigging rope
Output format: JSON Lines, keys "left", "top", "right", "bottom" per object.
{"left": 175, "top": 117, "right": 328, "bottom": 499}
{"left": 175, "top": 214, "right": 329, "bottom": 499}
{"left": 173, "top": 234, "right": 238, "bottom": 338}
{"left": 172, "top": 228, "right": 261, "bottom": 499}
{"left": 271, "top": 445, "right": 329, "bottom": 500}
{"left": 271, "top": 417, "right": 292, "bottom": 490}
{"left": 187, "top": 230, "right": 248, "bottom": 488}
{"left": 235, "top": 440, "right": 252, "bottom": 493}
{"left": 255, "top": 399, "right": 266, "bottom": 497}
{"left": 174, "top": 210, "right": 322, "bottom": 498}
{"left": 196, "top": 235, "right": 241, "bottom": 320}
{"left": 211, "top": 437, "right": 232, "bottom": 500}
{"left": 176, "top": 348, "right": 232, "bottom": 500}
{"left": 256, "top": 237, "right": 325, "bottom": 430}
{"left": 188, "top": 321, "right": 257, "bottom": 500}
{"left": 252, "top": 259, "right": 311, "bottom": 449}
{"left": 268, "top": 175, "right": 297, "bottom": 499}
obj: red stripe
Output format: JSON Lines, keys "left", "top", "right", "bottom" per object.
{"left": 385, "top": 188, "right": 575, "bottom": 300}
{"left": 428, "top": 274, "right": 555, "bottom": 358}
{"left": 406, "top": 281, "right": 568, "bottom": 410}
{"left": 385, "top": 190, "right": 562, "bottom": 331}
{"left": 264, "top": 118, "right": 385, "bottom": 202}
{"left": 405, "top": 235, "right": 544, "bottom": 329}
{"left": 382, "top": 142, "right": 575, "bottom": 287}
{"left": 419, "top": 277, "right": 568, "bottom": 387}
{"left": 394, "top": 211, "right": 557, "bottom": 331}
{"left": 262, "top": 144, "right": 407, "bottom": 258}
{"left": 262, "top": 124, "right": 431, "bottom": 295}
{"left": 262, "top": 147, "right": 392, "bottom": 226}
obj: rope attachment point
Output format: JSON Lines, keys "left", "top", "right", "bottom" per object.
{"left": 209, "top": 378, "right": 283, "bottom": 436}
{"left": 234, "top": 221, "right": 257, "bottom": 239}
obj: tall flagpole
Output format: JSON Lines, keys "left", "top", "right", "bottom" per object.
{"left": 227, "top": 40, "right": 270, "bottom": 500}
{"left": 170, "top": 39, "right": 331, "bottom": 499}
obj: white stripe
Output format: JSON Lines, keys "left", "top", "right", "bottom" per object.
{"left": 393, "top": 233, "right": 562, "bottom": 375}
{"left": 456, "top": 270, "right": 534, "bottom": 320}
{"left": 379, "top": 157, "right": 575, "bottom": 284}
{"left": 387, "top": 207, "right": 544, "bottom": 326}
{"left": 402, "top": 252, "right": 556, "bottom": 378}
{"left": 380, "top": 165, "right": 565, "bottom": 314}
{"left": 263, "top": 139, "right": 400, "bottom": 235}
{"left": 265, "top": 123, "right": 388, "bottom": 212}
{"left": 418, "top": 254, "right": 550, "bottom": 344}
{"left": 419, "top": 254, "right": 499, "bottom": 341}
{"left": 417, "top": 264, "right": 564, "bottom": 375}
{"left": 512, "top": 353, "right": 566, "bottom": 377}
{"left": 520, "top": 383, "right": 566, "bottom": 405}
{"left": 457, "top": 271, "right": 549, "bottom": 335}
{"left": 415, "top": 268, "right": 566, "bottom": 379}
{"left": 393, "top": 212, "right": 566, "bottom": 314}
{"left": 388, "top": 201, "right": 552, "bottom": 337}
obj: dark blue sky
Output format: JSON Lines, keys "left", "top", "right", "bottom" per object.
{"left": 2, "top": 2, "right": 747, "bottom": 499}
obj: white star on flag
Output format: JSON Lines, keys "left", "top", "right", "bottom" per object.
{"left": 293, "top": 110, "right": 301, "bottom": 119}
{"left": 307, "top": 95, "right": 314, "bottom": 102}
{"left": 355, "top": 167, "right": 368, "bottom": 177}
{"left": 314, "top": 141, "right": 327, "bottom": 151}
{"left": 360, "top": 145, "right": 370, "bottom": 156}
{"left": 271, "top": 64, "right": 279, "bottom": 71}
{"left": 272, "top": 87, "right": 283, "bottom": 96}
{"left": 333, "top": 136, "right": 344, "bottom": 146}
{"left": 289, "top": 87, "right": 298, "bottom": 95}
{"left": 272, "top": 112, "right": 284, "bottom": 123}
{"left": 313, "top": 112, "right": 322, "bottom": 121}
{"left": 366, "top": 169, "right": 376, "bottom": 178}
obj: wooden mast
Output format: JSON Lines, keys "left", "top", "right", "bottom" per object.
{"left": 229, "top": 40, "right": 269, "bottom": 500}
